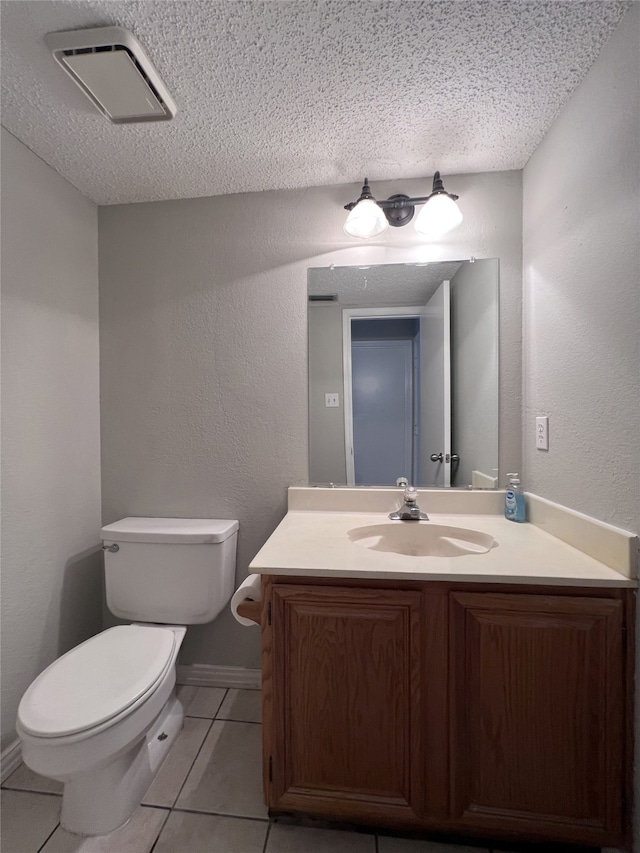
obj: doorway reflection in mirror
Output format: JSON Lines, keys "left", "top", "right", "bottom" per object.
{"left": 308, "top": 259, "right": 499, "bottom": 488}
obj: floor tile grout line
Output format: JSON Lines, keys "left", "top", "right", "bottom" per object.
{"left": 184, "top": 713, "right": 228, "bottom": 720}
{"left": 161, "top": 715, "right": 215, "bottom": 809}
{"left": 169, "top": 805, "right": 269, "bottom": 822}
{"left": 261, "top": 819, "right": 272, "bottom": 853}
{"left": 183, "top": 711, "right": 258, "bottom": 722}
{"left": 183, "top": 686, "right": 228, "bottom": 720}
{"left": 4, "top": 788, "right": 589, "bottom": 853}
{"left": 36, "top": 821, "right": 60, "bottom": 853}
{"left": 169, "top": 701, "right": 266, "bottom": 818}
{"left": 147, "top": 805, "right": 172, "bottom": 853}
{"left": 0, "top": 785, "right": 62, "bottom": 798}
{"left": 211, "top": 688, "right": 228, "bottom": 720}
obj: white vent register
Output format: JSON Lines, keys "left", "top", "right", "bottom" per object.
{"left": 44, "top": 26, "right": 176, "bottom": 123}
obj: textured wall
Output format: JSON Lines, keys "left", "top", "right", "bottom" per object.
{"left": 0, "top": 130, "right": 102, "bottom": 752}
{"left": 522, "top": 6, "right": 640, "bottom": 842}
{"left": 308, "top": 304, "right": 347, "bottom": 484}
{"left": 522, "top": 4, "right": 639, "bottom": 533}
{"left": 99, "top": 170, "right": 522, "bottom": 669}
{"left": 451, "top": 259, "right": 499, "bottom": 486}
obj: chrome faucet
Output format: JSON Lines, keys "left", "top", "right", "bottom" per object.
{"left": 389, "top": 483, "right": 429, "bottom": 521}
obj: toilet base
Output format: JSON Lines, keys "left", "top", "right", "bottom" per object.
{"left": 60, "top": 695, "right": 184, "bottom": 836}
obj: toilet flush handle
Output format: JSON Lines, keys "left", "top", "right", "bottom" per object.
{"left": 102, "top": 543, "right": 119, "bottom": 553}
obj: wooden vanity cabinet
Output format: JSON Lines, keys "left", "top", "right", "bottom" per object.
{"left": 261, "top": 576, "right": 634, "bottom": 849}
{"left": 448, "top": 591, "right": 627, "bottom": 845}
{"left": 263, "top": 583, "right": 443, "bottom": 825}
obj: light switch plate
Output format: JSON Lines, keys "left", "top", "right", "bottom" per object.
{"left": 536, "top": 416, "right": 549, "bottom": 450}
{"left": 325, "top": 393, "right": 339, "bottom": 408}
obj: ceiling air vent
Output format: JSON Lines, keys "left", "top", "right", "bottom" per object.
{"left": 44, "top": 26, "right": 176, "bottom": 124}
{"left": 308, "top": 294, "right": 338, "bottom": 302}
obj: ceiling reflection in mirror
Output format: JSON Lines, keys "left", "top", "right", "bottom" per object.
{"left": 308, "top": 259, "right": 499, "bottom": 488}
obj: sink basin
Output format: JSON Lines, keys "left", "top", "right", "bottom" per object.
{"left": 347, "top": 523, "right": 496, "bottom": 557}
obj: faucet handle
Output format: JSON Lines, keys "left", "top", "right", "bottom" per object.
{"left": 403, "top": 486, "right": 418, "bottom": 504}
{"left": 396, "top": 477, "right": 409, "bottom": 487}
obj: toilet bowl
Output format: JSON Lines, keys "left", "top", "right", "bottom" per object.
{"left": 16, "top": 517, "right": 239, "bottom": 836}
{"left": 18, "top": 624, "right": 186, "bottom": 835}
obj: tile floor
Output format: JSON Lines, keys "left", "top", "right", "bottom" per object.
{"left": 1, "top": 687, "right": 595, "bottom": 853}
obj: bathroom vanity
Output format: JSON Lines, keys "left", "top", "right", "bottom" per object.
{"left": 249, "top": 489, "right": 637, "bottom": 850}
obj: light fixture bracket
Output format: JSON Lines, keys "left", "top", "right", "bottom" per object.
{"left": 344, "top": 177, "right": 375, "bottom": 211}
{"left": 383, "top": 194, "right": 415, "bottom": 227}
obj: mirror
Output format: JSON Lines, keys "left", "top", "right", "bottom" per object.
{"left": 308, "top": 259, "right": 499, "bottom": 488}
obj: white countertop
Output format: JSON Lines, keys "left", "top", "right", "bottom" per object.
{"left": 249, "top": 510, "right": 637, "bottom": 587}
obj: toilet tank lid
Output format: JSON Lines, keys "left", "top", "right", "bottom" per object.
{"left": 101, "top": 517, "right": 239, "bottom": 544}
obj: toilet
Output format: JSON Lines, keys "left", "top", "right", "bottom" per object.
{"left": 16, "top": 517, "right": 238, "bottom": 836}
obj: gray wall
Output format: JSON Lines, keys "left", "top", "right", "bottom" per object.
{"left": 308, "top": 303, "right": 347, "bottom": 484}
{"left": 522, "top": 4, "right": 639, "bottom": 533}
{"left": 451, "top": 259, "right": 499, "bottom": 486}
{"left": 99, "top": 170, "right": 522, "bottom": 669}
{"left": 522, "top": 4, "right": 639, "bottom": 842}
{"left": 0, "top": 129, "right": 102, "bottom": 752}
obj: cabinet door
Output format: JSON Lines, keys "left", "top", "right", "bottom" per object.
{"left": 268, "top": 584, "right": 424, "bottom": 824}
{"left": 449, "top": 592, "right": 625, "bottom": 846}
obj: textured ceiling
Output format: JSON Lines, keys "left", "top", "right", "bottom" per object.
{"left": 0, "top": 1, "right": 631, "bottom": 205}
{"left": 308, "top": 261, "right": 465, "bottom": 306}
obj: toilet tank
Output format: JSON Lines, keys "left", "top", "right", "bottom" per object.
{"left": 101, "top": 518, "right": 239, "bottom": 624}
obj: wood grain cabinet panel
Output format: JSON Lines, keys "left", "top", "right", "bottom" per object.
{"left": 267, "top": 584, "right": 425, "bottom": 824}
{"left": 262, "top": 578, "right": 632, "bottom": 849}
{"left": 449, "top": 591, "right": 625, "bottom": 845}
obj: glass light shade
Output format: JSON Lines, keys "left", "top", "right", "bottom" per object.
{"left": 343, "top": 198, "right": 388, "bottom": 239}
{"left": 414, "top": 193, "right": 463, "bottom": 237}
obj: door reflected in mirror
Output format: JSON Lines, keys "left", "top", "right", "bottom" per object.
{"left": 308, "top": 259, "right": 499, "bottom": 488}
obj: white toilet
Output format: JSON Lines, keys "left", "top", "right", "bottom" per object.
{"left": 17, "top": 517, "right": 238, "bottom": 836}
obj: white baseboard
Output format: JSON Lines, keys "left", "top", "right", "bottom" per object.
{"left": 176, "top": 664, "right": 261, "bottom": 690}
{"left": 1, "top": 739, "right": 22, "bottom": 783}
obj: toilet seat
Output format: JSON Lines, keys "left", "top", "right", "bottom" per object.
{"left": 18, "top": 625, "right": 177, "bottom": 739}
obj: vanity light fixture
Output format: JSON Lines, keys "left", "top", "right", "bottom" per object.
{"left": 343, "top": 172, "right": 462, "bottom": 239}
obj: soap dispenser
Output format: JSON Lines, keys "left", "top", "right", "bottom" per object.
{"left": 505, "top": 473, "right": 526, "bottom": 522}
